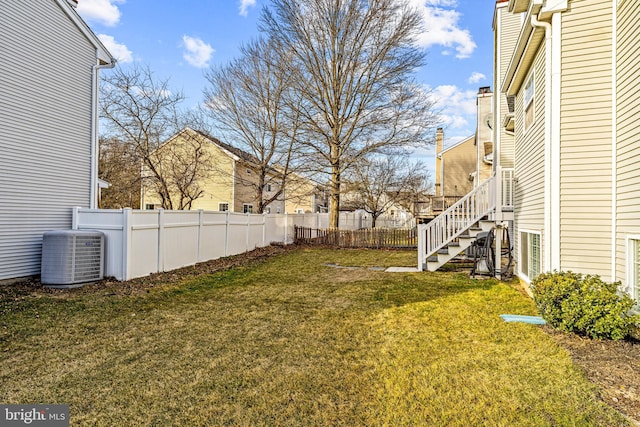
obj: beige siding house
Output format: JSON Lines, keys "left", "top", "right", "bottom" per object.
{"left": 142, "top": 128, "right": 324, "bottom": 214}
{"left": 497, "top": 0, "right": 640, "bottom": 294}
{"left": 0, "top": 0, "right": 114, "bottom": 281}
{"left": 420, "top": 0, "right": 640, "bottom": 298}
{"left": 430, "top": 87, "right": 494, "bottom": 217}
{"left": 435, "top": 132, "right": 476, "bottom": 199}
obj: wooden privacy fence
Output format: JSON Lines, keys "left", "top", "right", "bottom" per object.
{"left": 294, "top": 226, "right": 417, "bottom": 249}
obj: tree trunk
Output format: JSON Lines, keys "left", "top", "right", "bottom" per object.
{"left": 329, "top": 164, "right": 340, "bottom": 228}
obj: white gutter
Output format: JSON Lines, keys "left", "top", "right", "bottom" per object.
{"left": 90, "top": 59, "right": 116, "bottom": 209}
{"left": 530, "top": 13, "right": 554, "bottom": 272}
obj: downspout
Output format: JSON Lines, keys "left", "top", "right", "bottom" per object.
{"left": 611, "top": 3, "right": 617, "bottom": 282}
{"left": 91, "top": 59, "right": 116, "bottom": 209}
{"left": 530, "top": 14, "right": 554, "bottom": 272}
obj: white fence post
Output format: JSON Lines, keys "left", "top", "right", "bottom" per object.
{"left": 157, "top": 208, "right": 165, "bottom": 273}
{"left": 197, "top": 209, "right": 203, "bottom": 262}
{"left": 122, "top": 208, "right": 132, "bottom": 281}
{"left": 284, "top": 212, "right": 288, "bottom": 244}
{"left": 225, "top": 211, "right": 230, "bottom": 257}
{"left": 246, "top": 213, "right": 250, "bottom": 252}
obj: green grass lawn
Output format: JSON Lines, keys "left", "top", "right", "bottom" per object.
{"left": 0, "top": 248, "right": 629, "bottom": 426}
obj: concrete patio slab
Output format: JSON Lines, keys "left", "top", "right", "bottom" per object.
{"left": 385, "top": 267, "right": 421, "bottom": 273}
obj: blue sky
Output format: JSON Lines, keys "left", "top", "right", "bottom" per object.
{"left": 78, "top": 0, "right": 496, "bottom": 173}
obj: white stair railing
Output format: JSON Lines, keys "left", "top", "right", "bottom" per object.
{"left": 418, "top": 176, "right": 496, "bottom": 270}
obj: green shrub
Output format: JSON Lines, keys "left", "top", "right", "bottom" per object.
{"left": 531, "top": 271, "right": 639, "bottom": 340}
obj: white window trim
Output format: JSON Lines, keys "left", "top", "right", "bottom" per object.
{"left": 625, "top": 235, "right": 640, "bottom": 300}
{"left": 218, "top": 202, "right": 229, "bottom": 212}
{"left": 243, "top": 203, "right": 254, "bottom": 214}
{"left": 519, "top": 229, "right": 542, "bottom": 284}
{"left": 523, "top": 71, "right": 535, "bottom": 133}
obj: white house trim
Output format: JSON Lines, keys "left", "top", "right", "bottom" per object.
{"left": 530, "top": 13, "right": 553, "bottom": 272}
{"left": 494, "top": 5, "right": 502, "bottom": 174}
{"left": 625, "top": 235, "right": 640, "bottom": 298}
{"left": 519, "top": 228, "right": 542, "bottom": 284}
{"left": 611, "top": 4, "right": 618, "bottom": 281}
{"left": 90, "top": 60, "right": 116, "bottom": 209}
{"left": 550, "top": 11, "right": 562, "bottom": 271}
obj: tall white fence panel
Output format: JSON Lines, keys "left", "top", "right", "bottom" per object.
{"left": 200, "top": 211, "right": 229, "bottom": 261}
{"left": 73, "top": 208, "right": 388, "bottom": 281}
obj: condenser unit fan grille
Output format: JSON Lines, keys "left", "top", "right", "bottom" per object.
{"left": 41, "top": 230, "right": 105, "bottom": 287}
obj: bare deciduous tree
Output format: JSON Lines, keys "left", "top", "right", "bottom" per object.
{"left": 343, "top": 156, "right": 428, "bottom": 228}
{"left": 98, "top": 137, "right": 141, "bottom": 209}
{"left": 100, "top": 65, "right": 212, "bottom": 210}
{"left": 204, "top": 38, "right": 306, "bottom": 214}
{"left": 261, "top": 0, "right": 439, "bottom": 227}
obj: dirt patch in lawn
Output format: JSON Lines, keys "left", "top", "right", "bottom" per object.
{"left": 2, "top": 244, "right": 297, "bottom": 300}
{"left": 544, "top": 327, "right": 640, "bottom": 425}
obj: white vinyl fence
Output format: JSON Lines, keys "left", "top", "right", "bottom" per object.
{"left": 72, "top": 208, "right": 371, "bottom": 281}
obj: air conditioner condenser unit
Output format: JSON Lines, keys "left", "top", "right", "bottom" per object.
{"left": 41, "top": 230, "right": 105, "bottom": 288}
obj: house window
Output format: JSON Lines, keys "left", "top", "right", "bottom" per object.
{"left": 265, "top": 184, "right": 272, "bottom": 192}
{"left": 296, "top": 208, "right": 304, "bottom": 214}
{"left": 265, "top": 206, "right": 271, "bottom": 214}
{"left": 218, "top": 203, "right": 229, "bottom": 212}
{"left": 243, "top": 204, "right": 253, "bottom": 214}
{"left": 276, "top": 207, "right": 281, "bottom": 214}
{"left": 520, "top": 231, "right": 541, "bottom": 281}
{"left": 629, "top": 238, "right": 640, "bottom": 304}
{"left": 524, "top": 73, "right": 535, "bottom": 131}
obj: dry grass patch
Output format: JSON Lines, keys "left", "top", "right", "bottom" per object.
{"left": 0, "top": 248, "right": 629, "bottom": 426}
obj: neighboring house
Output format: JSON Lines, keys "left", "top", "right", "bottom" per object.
{"left": 420, "top": 0, "right": 640, "bottom": 300}
{"left": 427, "top": 87, "right": 494, "bottom": 218}
{"left": 141, "top": 128, "right": 325, "bottom": 214}
{"left": 0, "top": 0, "right": 115, "bottom": 282}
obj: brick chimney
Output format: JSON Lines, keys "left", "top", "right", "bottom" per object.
{"left": 435, "top": 127, "right": 444, "bottom": 155}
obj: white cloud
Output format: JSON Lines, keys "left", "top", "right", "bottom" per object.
{"left": 76, "top": 0, "right": 124, "bottom": 27}
{"left": 98, "top": 34, "right": 132, "bottom": 63}
{"left": 468, "top": 72, "right": 486, "bottom": 84}
{"left": 427, "top": 84, "right": 477, "bottom": 135}
{"left": 409, "top": 0, "right": 477, "bottom": 59}
{"left": 239, "top": 0, "right": 257, "bottom": 16}
{"left": 182, "top": 36, "right": 214, "bottom": 68}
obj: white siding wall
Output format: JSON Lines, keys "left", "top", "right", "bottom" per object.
{"left": 0, "top": 1, "right": 97, "bottom": 280}
{"left": 615, "top": 0, "right": 640, "bottom": 288}
{"left": 559, "top": 0, "right": 613, "bottom": 279}
{"left": 513, "top": 44, "right": 547, "bottom": 279}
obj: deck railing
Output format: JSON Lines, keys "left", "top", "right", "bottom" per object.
{"left": 418, "top": 176, "right": 496, "bottom": 270}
